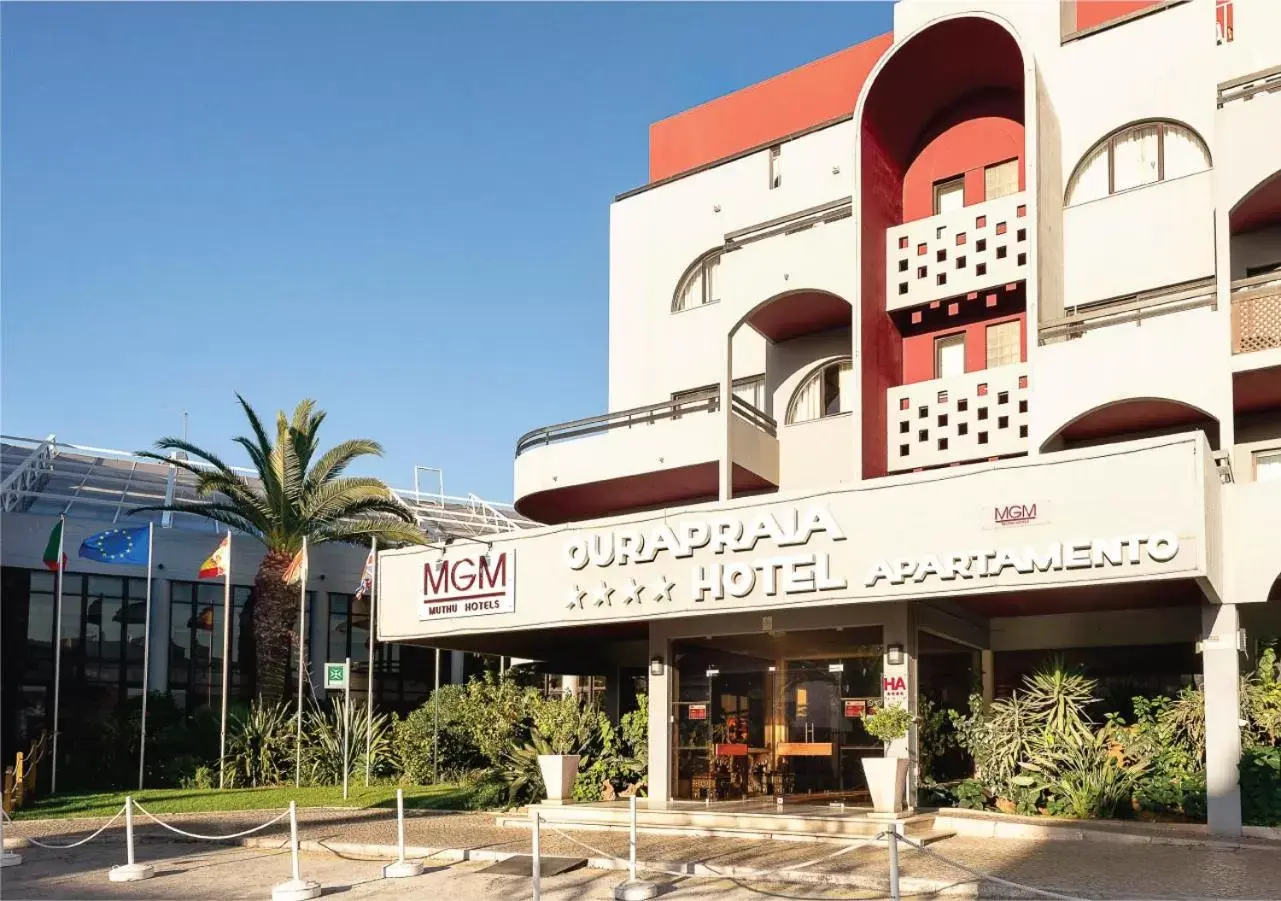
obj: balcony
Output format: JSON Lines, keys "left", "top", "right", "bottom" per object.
{"left": 887, "top": 364, "right": 1029, "bottom": 472}
{"left": 886, "top": 192, "right": 1029, "bottom": 313}
{"left": 1230, "top": 273, "right": 1281, "bottom": 356}
{"left": 514, "top": 388, "right": 778, "bottom": 524}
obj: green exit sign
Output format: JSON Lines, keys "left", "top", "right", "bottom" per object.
{"left": 324, "top": 662, "right": 349, "bottom": 690}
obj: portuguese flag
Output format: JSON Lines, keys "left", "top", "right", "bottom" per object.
{"left": 43, "top": 519, "right": 68, "bottom": 572}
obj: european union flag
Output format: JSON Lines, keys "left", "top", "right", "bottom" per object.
{"left": 79, "top": 526, "right": 150, "bottom": 565}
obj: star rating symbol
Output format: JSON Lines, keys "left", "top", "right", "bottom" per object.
{"left": 592, "top": 581, "right": 615, "bottom": 607}
{"left": 565, "top": 585, "right": 586, "bottom": 611}
{"left": 650, "top": 575, "right": 675, "bottom": 603}
{"left": 621, "top": 577, "right": 644, "bottom": 605}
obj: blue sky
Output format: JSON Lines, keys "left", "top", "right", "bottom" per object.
{"left": 1, "top": 1, "right": 893, "bottom": 501}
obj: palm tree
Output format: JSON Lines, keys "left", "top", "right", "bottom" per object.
{"left": 134, "top": 396, "right": 427, "bottom": 702}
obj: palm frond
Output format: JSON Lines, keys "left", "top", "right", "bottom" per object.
{"left": 304, "top": 439, "right": 383, "bottom": 493}
{"left": 130, "top": 502, "right": 264, "bottom": 537}
{"left": 314, "top": 518, "right": 430, "bottom": 547}
{"left": 146, "top": 437, "right": 239, "bottom": 476}
{"left": 299, "top": 478, "right": 410, "bottom": 524}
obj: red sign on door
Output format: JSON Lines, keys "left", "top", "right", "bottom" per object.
{"left": 844, "top": 699, "right": 866, "bottom": 718}
{"left": 688, "top": 704, "right": 708, "bottom": 720}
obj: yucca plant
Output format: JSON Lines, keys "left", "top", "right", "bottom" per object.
{"left": 223, "top": 701, "right": 295, "bottom": 787}
{"left": 1021, "top": 725, "right": 1150, "bottom": 819}
{"left": 134, "top": 396, "right": 428, "bottom": 702}
{"left": 1022, "top": 657, "right": 1097, "bottom": 748}
{"left": 300, "top": 696, "right": 394, "bottom": 786}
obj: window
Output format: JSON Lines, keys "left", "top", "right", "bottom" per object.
{"left": 984, "top": 159, "right": 1019, "bottom": 200}
{"left": 933, "top": 176, "right": 965, "bottom": 215}
{"left": 786, "top": 359, "right": 852, "bottom": 424}
{"left": 1066, "top": 121, "right": 1210, "bottom": 205}
{"left": 1256, "top": 450, "right": 1281, "bottom": 483}
{"left": 732, "top": 375, "right": 766, "bottom": 411}
{"left": 672, "top": 251, "right": 722, "bottom": 311}
{"left": 769, "top": 144, "right": 782, "bottom": 189}
{"left": 985, "top": 320, "right": 1021, "bottom": 368}
{"left": 169, "top": 580, "right": 254, "bottom": 709}
{"left": 934, "top": 333, "right": 966, "bottom": 379}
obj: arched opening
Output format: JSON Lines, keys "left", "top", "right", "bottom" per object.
{"left": 1228, "top": 170, "right": 1281, "bottom": 363}
{"left": 1065, "top": 120, "right": 1210, "bottom": 207}
{"left": 672, "top": 249, "right": 723, "bottom": 312}
{"left": 1040, "top": 398, "right": 1220, "bottom": 452}
{"left": 857, "top": 15, "right": 1028, "bottom": 479}
{"left": 786, "top": 358, "right": 853, "bottom": 424}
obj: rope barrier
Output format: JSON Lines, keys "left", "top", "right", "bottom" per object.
{"left": 12, "top": 805, "right": 128, "bottom": 850}
{"left": 894, "top": 833, "right": 1090, "bottom": 901}
{"left": 130, "top": 800, "right": 291, "bottom": 841}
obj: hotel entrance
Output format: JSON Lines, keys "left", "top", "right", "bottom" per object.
{"left": 671, "top": 627, "right": 884, "bottom": 802}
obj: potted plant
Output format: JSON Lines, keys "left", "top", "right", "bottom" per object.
{"left": 862, "top": 705, "right": 914, "bottom": 814}
{"left": 533, "top": 696, "right": 599, "bottom": 805}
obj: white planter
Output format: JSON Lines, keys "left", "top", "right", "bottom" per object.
{"left": 862, "top": 756, "right": 910, "bottom": 814}
{"left": 537, "top": 754, "right": 581, "bottom": 805}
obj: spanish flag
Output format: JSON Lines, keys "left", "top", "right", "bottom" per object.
{"left": 199, "top": 534, "right": 230, "bottom": 580}
{"left": 283, "top": 542, "right": 307, "bottom": 585}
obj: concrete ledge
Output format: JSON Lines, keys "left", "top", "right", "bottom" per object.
{"left": 933, "top": 810, "right": 1281, "bottom": 851}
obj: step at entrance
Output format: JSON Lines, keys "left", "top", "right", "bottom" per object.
{"left": 478, "top": 855, "right": 586, "bottom": 877}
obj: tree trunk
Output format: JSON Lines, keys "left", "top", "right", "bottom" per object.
{"left": 253, "top": 550, "right": 308, "bottom": 705}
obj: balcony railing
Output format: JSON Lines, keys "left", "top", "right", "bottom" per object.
{"left": 515, "top": 388, "right": 776, "bottom": 457}
{"left": 1039, "top": 276, "right": 1217, "bottom": 344}
{"left": 1231, "top": 272, "right": 1281, "bottom": 355}
{"left": 887, "top": 365, "right": 1029, "bottom": 472}
{"left": 886, "top": 192, "right": 1029, "bottom": 313}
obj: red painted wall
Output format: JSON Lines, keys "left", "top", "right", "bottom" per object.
{"left": 901, "top": 312, "right": 1027, "bottom": 385}
{"left": 901, "top": 94, "right": 1024, "bottom": 223}
{"left": 648, "top": 34, "right": 892, "bottom": 183}
{"left": 1072, "top": 0, "right": 1165, "bottom": 32}
{"left": 859, "top": 122, "right": 904, "bottom": 480}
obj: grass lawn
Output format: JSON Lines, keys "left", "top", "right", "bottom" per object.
{"left": 11, "top": 783, "right": 478, "bottom": 821}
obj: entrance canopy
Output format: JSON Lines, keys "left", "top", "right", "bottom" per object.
{"left": 378, "top": 432, "right": 1217, "bottom": 647}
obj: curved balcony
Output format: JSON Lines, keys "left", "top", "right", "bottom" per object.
{"left": 514, "top": 388, "right": 778, "bottom": 525}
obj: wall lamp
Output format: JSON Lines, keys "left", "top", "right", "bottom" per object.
{"left": 649, "top": 656, "right": 664, "bottom": 677}
{"left": 886, "top": 644, "right": 904, "bottom": 666}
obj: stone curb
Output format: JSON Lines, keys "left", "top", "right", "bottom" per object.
{"left": 933, "top": 814, "right": 1281, "bottom": 851}
{"left": 234, "top": 836, "right": 980, "bottom": 895}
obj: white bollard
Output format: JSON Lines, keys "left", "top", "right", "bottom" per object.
{"left": 383, "top": 789, "right": 424, "bottom": 878}
{"left": 0, "top": 812, "right": 22, "bottom": 868}
{"left": 108, "top": 797, "right": 154, "bottom": 882}
{"left": 271, "top": 801, "right": 321, "bottom": 901}
{"left": 530, "top": 806, "right": 541, "bottom": 901}
{"left": 613, "top": 793, "right": 657, "bottom": 901}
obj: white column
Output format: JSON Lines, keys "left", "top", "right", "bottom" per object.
{"left": 647, "top": 625, "right": 672, "bottom": 808}
{"left": 718, "top": 333, "right": 734, "bottom": 502}
{"left": 1202, "top": 603, "right": 1243, "bottom": 836}
{"left": 980, "top": 649, "right": 995, "bottom": 710}
{"left": 561, "top": 675, "right": 581, "bottom": 700}
{"left": 882, "top": 605, "right": 918, "bottom": 806}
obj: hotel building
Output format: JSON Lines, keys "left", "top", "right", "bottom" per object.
{"left": 378, "top": 0, "right": 1281, "bottom": 835}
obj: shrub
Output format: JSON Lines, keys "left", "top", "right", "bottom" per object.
{"left": 865, "top": 706, "right": 913, "bottom": 743}
{"left": 1020, "top": 725, "right": 1149, "bottom": 819}
{"left": 300, "top": 696, "right": 395, "bottom": 786}
{"left": 393, "top": 684, "right": 483, "bottom": 783}
{"left": 1241, "top": 745, "right": 1281, "bottom": 826}
{"left": 953, "top": 778, "right": 988, "bottom": 810}
{"left": 533, "top": 695, "right": 605, "bottom": 756}
{"left": 223, "top": 700, "right": 294, "bottom": 787}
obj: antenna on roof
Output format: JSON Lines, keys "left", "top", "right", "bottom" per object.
{"left": 182, "top": 411, "right": 188, "bottom": 442}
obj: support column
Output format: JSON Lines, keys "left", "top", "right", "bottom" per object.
{"left": 718, "top": 334, "right": 733, "bottom": 502}
{"left": 1202, "top": 603, "right": 1243, "bottom": 836}
{"left": 980, "top": 650, "right": 995, "bottom": 710}
{"left": 561, "top": 675, "right": 581, "bottom": 700}
{"left": 881, "top": 605, "right": 919, "bottom": 808}
{"left": 646, "top": 625, "right": 672, "bottom": 808}
{"left": 449, "top": 650, "right": 464, "bottom": 685}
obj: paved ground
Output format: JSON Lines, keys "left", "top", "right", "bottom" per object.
{"left": 4, "top": 808, "right": 1281, "bottom": 899}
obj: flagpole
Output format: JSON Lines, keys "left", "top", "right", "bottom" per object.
{"left": 364, "top": 537, "right": 377, "bottom": 788}
{"left": 138, "top": 521, "right": 155, "bottom": 791}
{"left": 294, "top": 537, "right": 307, "bottom": 788}
{"left": 218, "top": 532, "right": 233, "bottom": 789}
{"left": 51, "top": 515, "right": 66, "bottom": 795}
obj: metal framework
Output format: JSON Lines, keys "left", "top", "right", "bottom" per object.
{"left": 0, "top": 435, "right": 533, "bottom": 541}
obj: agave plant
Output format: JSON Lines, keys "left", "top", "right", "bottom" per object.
{"left": 1021, "top": 657, "right": 1097, "bottom": 748}
{"left": 300, "top": 696, "right": 395, "bottom": 786}
{"left": 134, "top": 396, "right": 428, "bottom": 702}
{"left": 223, "top": 701, "right": 295, "bottom": 787}
{"left": 1020, "top": 725, "right": 1150, "bottom": 819}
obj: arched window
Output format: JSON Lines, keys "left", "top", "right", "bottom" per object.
{"left": 786, "top": 359, "right": 852, "bottom": 424}
{"left": 672, "top": 250, "right": 722, "bottom": 312}
{"left": 1066, "top": 121, "right": 1210, "bottom": 206}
